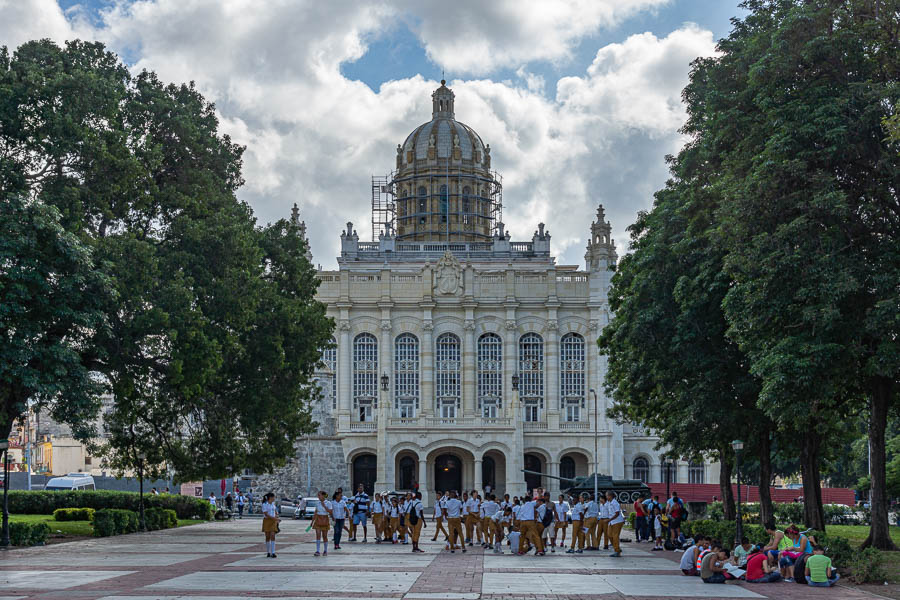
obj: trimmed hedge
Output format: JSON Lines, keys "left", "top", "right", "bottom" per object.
{"left": 93, "top": 508, "right": 139, "bottom": 537}
{"left": 681, "top": 519, "right": 767, "bottom": 545}
{"left": 10, "top": 491, "right": 212, "bottom": 520}
{"left": 704, "top": 501, "right": 862, "bottom": 525}
{"left": 145, "top": 507, "right": 178, "bottom": 531}
{"left": 53, "top": 507, "right": 95, "bottom": 521}
{"left": 10, "top": 521, "right": 50, "bottom": 546}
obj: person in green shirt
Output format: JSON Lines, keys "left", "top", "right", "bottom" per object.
{"left": 805, "top": 544, "right": 840, "bottom": 587}
{"left": 731, "top": 536, "right": 753, "bottom": 567}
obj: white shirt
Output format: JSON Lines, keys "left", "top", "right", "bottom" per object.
{"left": 599, "top": 501, "right": 610, "bottom": 519}
{"left": 482, "top": 500, "right": 500, "bottom": 517}
{"left": 555, "top": 501, "right": 570, "bottom": 521}
{"left": 608, "top": 499, "right": 624, "bottom": 525}
{"left": 261, "top": 501, "right": 277, "bottom": 518}
{"left": 315, "top": 499, "right": 332, "bottom": 515}
{"left": 536, "top": 503, "right": 547, "bottom": 521}
{"left": 584, "top": 500, "right": 599, "bottom": 518}
{"left": 331, "top": 499, "right": 347, "bottom": 519}
{"left": 518, "top": 500, "right": 537, "bottom": 521}
{"left": 444, "top": 498, "right": 463, "bottom": 518}
{"left": 407, "top": 499, "right": 424, "bottom": 517}
{"left": 372, "top": 500, "right": 384, "bottom": 514}
{"left": 237, "top": 495, "right": 245, "bottom": 505}
{"left": 389, "top": 504, "right": 400, "bottom": 517}
{"left": 571, "top": 502, "right": 584, "bottom": 521}
{"left": 208, "top": 495, "right": 217, "bottom": 506}
{"left": 463, "top": 498, "right": 476, "bottom": 515}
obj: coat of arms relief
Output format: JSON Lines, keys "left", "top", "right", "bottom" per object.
{"left": 433, "top": 251, "right": 464, "bottom": 296}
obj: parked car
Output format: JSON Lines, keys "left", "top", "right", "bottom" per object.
{"left": 44, "top": 474, "right": 96, "bottom": 491}
{"left": 296, "top": 497, "right": 320, "bottom": 519}
{"left": 277, "top": 496, "right": 308, "bottom": 518}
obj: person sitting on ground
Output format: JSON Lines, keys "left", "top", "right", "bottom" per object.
{"left": 700, "top": 542, "right": 729, "bottom": 584}
{"left": 745, "top": 545, "right": 781, "bottom": 583}
{"left": 763, "top": 520, "right": 790, "bottom": 564}
{"left": 805, "top": 544, "right": 840, "bottom": 587}
{"left": 679, "top": 535, "right": 705, "bottom": 575}
{"left": 779, "top": 524, "right": 813, "bottom": 582}
{"left": 732, "top": 536, "right": 753, "bottom": 567}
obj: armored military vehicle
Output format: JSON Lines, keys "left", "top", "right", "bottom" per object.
{"left": 523, "top": 470, "right": 651, "bottom": 502}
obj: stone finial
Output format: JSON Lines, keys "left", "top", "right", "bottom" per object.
{"left": 291, "top": 202, "right": 300, "bottom": 223}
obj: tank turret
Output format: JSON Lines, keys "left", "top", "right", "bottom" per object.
{"left": 523, "top": 470, "right": 650, "bottom": 503}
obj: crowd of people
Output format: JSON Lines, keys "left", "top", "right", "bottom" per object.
{"left": 256, "top": 486, "right": 843, "bottom": 589}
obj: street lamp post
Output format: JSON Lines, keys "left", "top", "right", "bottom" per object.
{"left": 732, "top": 439, "right": 744, "bottom": 545}
{"left": 137, "top": 451, "right": 147, "bottom": 532}
{"left": 589, "top": 389, "right": 599, "bottom": 503}
{"left": 1, "top": 440, "right": 9, "bottom": 548}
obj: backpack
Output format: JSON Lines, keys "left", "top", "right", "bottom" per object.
{"left": 541, "top": 504, "right": 554, "bottom": 528}
{"left": 408, "top": 502, "right": 419, "bottom": 525}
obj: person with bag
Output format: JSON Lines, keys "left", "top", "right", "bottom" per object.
{"left": 432, "top": 490, "right": 449, "bottom": 541}
{"left": 331, "top": 490, "right": 347, "bottom": 549}
{"left": 313, "top": 490, "right": 333, "bottom": 556}
{"left": 407, "top": 491, "right": 426, "bottom": 553}
{"left": 236, "top": 493, "right": 246, "bottom": 519}
{"left": 443, "top": 490, "right": 466, "bottom": 553}
{"left": 261, "top": 492, "right": 280, "bottom": 558}
{"left": 566, "top": 495, "right": 586, "bottom": 553}
{"left": 605, "top": 491, "right": 625, "bottom": 557}
{"left": 596, "top": 494, "right": 610, "bottom": 550}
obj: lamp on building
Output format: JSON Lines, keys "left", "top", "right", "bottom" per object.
{"left": 732, "top": 439, "right": 745, "bottom": 545}
{"left": 511, "top": 373, "right": 519, "bottom": 391}
{"left": 380, "top": 373, "right": 389, "bottom": 391}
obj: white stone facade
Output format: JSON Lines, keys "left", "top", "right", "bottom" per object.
{"left": 278, "top": 83, "right": 718, "bottom": 506}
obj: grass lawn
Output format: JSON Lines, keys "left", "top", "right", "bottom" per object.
{"left": 11, "top": 514, "right": 207, "bottom": 539}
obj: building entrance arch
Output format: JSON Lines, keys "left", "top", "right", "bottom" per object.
{"left": 352, "top": 454, "right": 377, "bottom": 495}
{"left": 434, "top": 453, "right": 463, "bottom": 493}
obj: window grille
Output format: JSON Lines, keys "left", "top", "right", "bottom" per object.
{"left": 518, "top": 333, "right": 544, "bottom": 409}
{"left": 353, "top": 333, "right": 378, "bottom": 413}
{"left": 317, "top": 338, "right": 337, "bottom": 409}
{"left": 477, "top": 333, "right": 503, "bottom": 411}
{"left": 394, "top": 334, "right": 420, "bottom": 417}
{"left": 689, "top": 461, "right": 705, "bottom": 484}
{"left": 633, "top": 458, "right": 650, "bottom": 483}
{"left": 436, "top": 333, "right": 461, "bottom": 412}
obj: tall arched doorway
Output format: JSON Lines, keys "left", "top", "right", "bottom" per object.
{"left": 482, "top": 456, "right": 496, "bottom": 492}
{"left": 352, "top": 454, "right": 377, "bottom": 495}
{"left": 524, "top": 453, "right": 542, "bottom": 493}
{"left": 434, "top": 454, "right": 462, "bottom": 493}
{"left": 398, "top": 456, "right": 416, "bottom": 490}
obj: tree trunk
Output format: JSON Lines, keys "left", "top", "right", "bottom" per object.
{"left": 800, "top": 433, "right": 825, "bottom": 531}
{"left": 862, "top": 377, "right": 897, "bottom": 550}
{"left": 758, "top": 428, "right": 775, "bottom": 528}
{"left": 719, "top": 452, "right": 736, "bottom": 521}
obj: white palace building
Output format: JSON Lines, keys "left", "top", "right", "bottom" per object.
{"left": 264, "top": 81, "right": 718, "bottom": 506}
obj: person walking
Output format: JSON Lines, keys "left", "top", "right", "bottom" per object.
{"left": 443, "top": 490, "right": 466, "bottom": 553}
{"left": 331, "top": 490, "right": 347, "bottom": 549}
{"left": 389, "top": 496, "right": 401, "bottom": 543}
{"left": 516, "top": 496, "right": 545, "bottom": 556}
{"left": 553, "top": 494, "right": 570, "bottom": 550}
{"left": 582, "top": 492, "right": 599, "bottom": 550}
{"left": 350, "top": 483, "right": 370, "bottom": 542}
{"left": 432, "top": 490, "right": 449, "bottom": 541}
{"left": 633, "top": 494, "right": 647, "bottom": 542}
{"left": 261, "top": 492, "right": 280, "bottom": 558}
{"left": 481, "top": 494, "right": 500, "bottom": 549}
{"left": 407, "top": 491, "right": 426, "bottom": 553}
{"left": 236, "top": 492, "right": 246, "bottom": 519}
{"left": 597, "top": 494, "right": 610, "bottom": 550}
{"left": 313, "top": 490, "right": 333, "bottom": 556}
{"left": 605, "top": 491, "right": 625, "bottom": 557}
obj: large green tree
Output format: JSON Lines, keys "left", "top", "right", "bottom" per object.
{"left": 0, "top": 196, "right": 113, "bottom": 443}
{"left": 0, "top": 39, "right": 333, "bottom": 481}
{"left": 680, "top": 0, "right": 899, "bottom": 541}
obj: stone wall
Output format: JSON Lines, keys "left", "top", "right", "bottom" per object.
{"left": 253, "top": 436, "right": 348, "bottom": 499}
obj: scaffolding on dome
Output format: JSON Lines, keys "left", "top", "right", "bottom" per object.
{"left": 372, "top": 169, "right": 503, "bottom": 243}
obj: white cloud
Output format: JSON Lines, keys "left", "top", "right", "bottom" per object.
{"left": 0, "top": 1, "right": 717, "bottom": 268}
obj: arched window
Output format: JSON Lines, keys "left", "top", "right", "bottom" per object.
{"left": 316, "top": 338, "right": 337, "bottom": 410}
{"left": 398, "top": 456, "right": 416, "bottom": 490}
{"left": 436, "top": 333, "right": 461, "bottom": 419}
{"left": 560, "top": 333, "right": 585, "bottom": 422}
{"left": 394, "top": 334, "right": 419, "bottom": 418}
{"left": 352, "top": 333, "right": 378, "bottom": 421}
{"left": 418, "top": 186, "right": 427, "bottom": 221}
{"left": 519, "top": 333, "right": 544, "bottom": 421}
{"left": 689, "top": 461, "right": 705, "bottom": 484}
{"left": 633, "top": 457, "right": 650, "bottom": 483}
{"left": 462, "top": 186, "right": 471, "bottom": 224}
{"left": 440, "top": 184, "right": 449, "bottom": 222}
{"left": 560, "top": 456, "right": 576, "bottom": 480}
{"left": 661, "top": 459, "right": 678, "bottom": 484}
{"left": 477, "top": 333, "right": 503, "bottom": 418}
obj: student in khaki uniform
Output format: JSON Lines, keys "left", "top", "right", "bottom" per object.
{"left": 431, "top": 491, "right": 449, "bottom": 541}
{"left": 313, "top": 490, "right": 333, "bottom": 556}
{"left": 582, "top": 492, "right": 599, "bottom": 550}
{"left": 566, "top": 496, "right": 586, "bottom": 553}
{"left": 605, "top": 491, "right": 625, "bottom": 557}
{"left": 516, "top": 497, "right": 545, "bottom": 556}
{"left": 407, "top": 491, "right": 426, "bottom": 553}
{"left": 371, "top": 493, "right": 384, "bottom": 542}
{"left": 596, "top": 494, "right": 610, "bottom": 551}
{"left": 443, "top": 490, "right": 466, "bottom": 553}
{"left": 388, "top": 496, "right": 401, "bottom": 543}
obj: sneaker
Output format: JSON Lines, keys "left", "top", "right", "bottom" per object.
{"left": 462, "top": 548, "right": 466, "bottom": 553}
{"left": 537, "top": 551, "right": 545, "bottom": 556}
{"left": 322, "top": 551, "right": 327, "bottom": 556}
{"left": 348, "top": 537, "right": 356, "bottom": 542}
{"left": 375, "top": 539, "right": 381, "bottom": 544}
{"left": 566, "top": 549, "right": 574, "bottom": 554}
{"left": 550, "top": 547, "right": 556, "bottom": 553}
{"left": 784, "top": 578, "right": 795, "bottom": 583}
{"left": 609, "top": 552, "right": 621, "bottom": 557}
{"left": 362, "top": 539, "right": 367, "bottom": 543}
{"left": 334, "top": 545, "right": 341, "bottom": 550}
{"left": 314, "top": 551, "right": 320, "bottom": 557}
{"left": 450, "top": 550, "right": 455, "bottom": 553}
{"left": 271, "top": 553, "right": 277, "bottom": 558}
{"left": 266, "top": 553, "right": 272, "bottom": 558}
{"left": 576, "top": 549, "right": 584, "bottom": 554}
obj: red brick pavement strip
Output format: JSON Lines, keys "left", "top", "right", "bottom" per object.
{"left": 406, "top": 546, "right": 484, "bottom": 594}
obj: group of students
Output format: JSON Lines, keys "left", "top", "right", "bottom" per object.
{"left": 429, "top": 489, "right": 626, "bottom": 557}
{"left": 677, "top": 526, "right": 839, "bottom": 588}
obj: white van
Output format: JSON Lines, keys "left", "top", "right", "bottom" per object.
{"left": 44, "top": 474, "right": 96, "bottom": 491}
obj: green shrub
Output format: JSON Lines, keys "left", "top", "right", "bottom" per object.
{"left": 627, "top": 511, "right": 636, "bottom": 529}
{"left": 144, "top": 507, "right": 178, "bottom": 531}
{"left": 93, "top": 508, "right": 139, "bottom": 537}
{"left": 807, "top": 530, "right": 854, "bottom": 567}
{"left": 9, "top": 490, "right": 212, "bottom": 519}
{"left": 53, "top": 507, "right": 95, "bottom": 521}
{"left": 703, "top": 501, "right": 858, "bottom": 526}
{"left": 9, "top": 521, "right": 50, "bottom": 546}
{"left": 681, "top": 519, "right": 766, "bottom": 546}
{"left": 850, "top": 547, "right": 887, "bottom": 584}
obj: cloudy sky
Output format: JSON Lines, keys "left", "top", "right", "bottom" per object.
{"left": 1, "top": 0, "right": 743, "bottom": 269}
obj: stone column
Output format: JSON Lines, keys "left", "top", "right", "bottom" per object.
{"left": 503, "top": 320, "right": 517, "bottom": 419}
{"left": 547, "top": 461, "right": 560, "bottom": 498}
{"left": 380, "top": 316, "right": 392, "bottom": 414}
{"left": 506, "top": 389, "right": 526, "bottom": 497}
{"left": 463, "top": 320, "right": 476, "bottom": 417}
{"left": 418, "top": 458, "right": 429, "bottom": 506}
{"left": 375, "top": 387, "right": 389, "bottom": 491}
{"left": 545, "top": 321, "right": 559, "bottom": 428}
{"left": 338, "top": 320, "right": 352, "bottom": 430}
{"left": 678, "top": 462, "right": 689, "bottom": 485}
{"left": 474, "top": 458, "right": 483, "bottom": 493}
{"left": 422, "top": 322, "right": 434, "bottom": 416}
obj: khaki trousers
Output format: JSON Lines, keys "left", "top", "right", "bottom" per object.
{"left": 607, "top": 521, "right": 623, "bottom": 553}
{"left": 411, "top": 519, "right": 423, "bottom": 543}
{"left": 373, "top": 513, "right": 383, "bottom": 538}
{"left": 464, "top": 513, "right": 477, "bottom": 541}
{"left": 447, "top": 517, "right": 465, "bottom": 550}
{"left": 389, "top": 516, "right": 399, "bottom": 539}
{"left": 597, "top": 518, "right": 610, "bottom": 548}
{"left": 432, "top": 516, "right": 448, "bottom": 540}
{"left": 570, "top": 519, "right": 584, "bottom": 549}
{"left": 517, "top": 520, "right": 544, "bottom": 554}
{"left": 583, "top": 517, "right": 598, "bottom": 547}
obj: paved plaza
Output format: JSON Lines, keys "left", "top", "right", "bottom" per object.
{"left": 0, "top": 518, "right": 881, "bottom": 599}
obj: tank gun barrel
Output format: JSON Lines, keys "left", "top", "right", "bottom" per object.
{"left": 521, "top": 469, "right": 578, "bottom": 482}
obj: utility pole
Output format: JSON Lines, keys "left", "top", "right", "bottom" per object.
{"left": 1, "top": 441, "right": 9, "bottom": 548}
{"left": 590, "top": 389, "right": 599, "bottom": 503}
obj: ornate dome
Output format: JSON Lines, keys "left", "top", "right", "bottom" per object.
{"left": 396, "top": 81, "right": 491, "bottom": 170}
